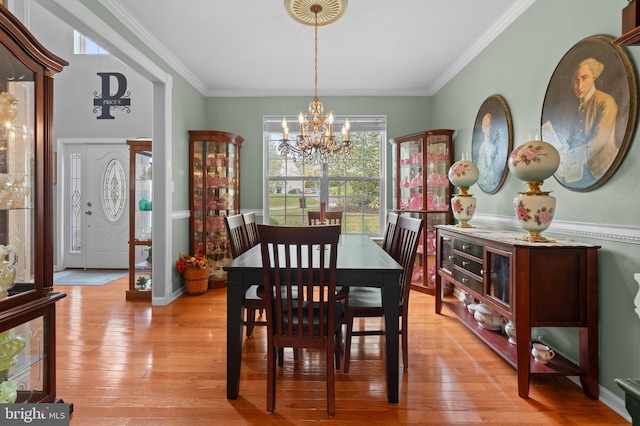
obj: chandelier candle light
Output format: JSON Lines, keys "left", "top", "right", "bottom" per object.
{"left": 448, "top": 153, "right": 479, "bottom": 228}
{"left": 507, "top": 136, "right": 561, "bottom": 243}
{"left": 280, "top": 0, "right": 351, "bottom": 164}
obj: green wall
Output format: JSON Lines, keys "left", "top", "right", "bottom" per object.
{"left": 432, "top": 0, "right": 640, "bottom": 401}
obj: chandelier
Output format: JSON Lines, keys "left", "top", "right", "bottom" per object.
{"left": 280, "top": 0, "right": 351, "bottom": 164}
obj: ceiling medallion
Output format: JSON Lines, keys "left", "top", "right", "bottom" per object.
{"left": 284, "top": 0, "right": 348, "bottom": 27}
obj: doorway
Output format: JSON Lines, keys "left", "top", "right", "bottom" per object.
{"left": 36, "top": 0, "right": 173, "bottom": 304}
{"left": 58, "top": 139, "right": 129, "bottom": 269}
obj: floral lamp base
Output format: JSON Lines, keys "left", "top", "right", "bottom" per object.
{"left": 514, "top": 191, "right": 556, "bottom": 243}
{"left": 452, "top": 193, "right": 476, "bottom": 228}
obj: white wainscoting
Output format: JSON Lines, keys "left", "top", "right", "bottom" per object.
{"left": 472, "top": 213, "right": 640, "bottom": 245}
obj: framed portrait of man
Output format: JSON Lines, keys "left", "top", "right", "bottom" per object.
{"left": 471, "top": 94, "right": 513, "bottom": 194}
{"left": 541, "top": 35, "right": 638, "bottom": 192}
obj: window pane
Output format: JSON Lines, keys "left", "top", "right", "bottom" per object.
{"left": 264, "top": 115, "right": 385, "bottom": 236}
{"left": 102, "top": 159, "right": 126, "bottom": 222}
{"left": 70, "top": 152, "right": 82, "bottom": 252}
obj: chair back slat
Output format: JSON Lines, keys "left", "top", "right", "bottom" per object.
{"left": 225, "top": 214, "right": 250, "bottom": 258}
{"left": 382, "top": 212, "right": 399, "bottom": 253}
{"left": 243, "top": 212, "right": 259, "bottom": 248}
{"left": 389, "top": 215, "right": 423, "bottom": 305}
{"left": 308, "top": 210, "right": 343, "bottom": 226}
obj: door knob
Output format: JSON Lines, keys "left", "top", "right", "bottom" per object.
{"left": 86, "top": 210, "right": 92, "bottom": 215}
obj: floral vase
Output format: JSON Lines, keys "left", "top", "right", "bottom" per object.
{"left": 514, "top": 192, "right": 556, "bottom": 242}
{"left": 451, "top": 194, "right": 476, "bottom": 228}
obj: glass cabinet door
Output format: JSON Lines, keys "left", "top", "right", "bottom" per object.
{"left": 0, "top": 36, "right": 36, "bottom": 305}
{"left": 3, "top": 316, "right": 46, "bottom": 402}
{"left": 126, "top": 140, "right": 152, "bottom": 300}
{"left": 485, "top": 247, "right": 512, "bottom": 309}
{"left": 133, "top": 147, "right": 152, "bottom": 242}
{"left": 425, "top": 133, "right": 451, "bottom": 216}
{"left": 397, "top": 137, "right": 422, "bottom": 211}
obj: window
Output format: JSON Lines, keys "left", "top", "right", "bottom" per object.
{"left": 264, "top": 115, "right": 386, "bottom": 236}
{"left": 73, "top": 30, "right": 109, "bottom": 55}
{"left": 102, "top": 158, "right": 126, "bottom": 222}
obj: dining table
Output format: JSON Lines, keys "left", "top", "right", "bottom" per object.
{"left": 224, "top": 233, "right": 404, "bottom": 403}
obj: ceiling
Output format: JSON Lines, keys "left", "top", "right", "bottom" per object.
{"left": 104, "top": 0, "right": 535, "bottom": 97}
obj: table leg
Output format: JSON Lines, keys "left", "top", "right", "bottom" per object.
{"left": 382, "top": 285, "right": 399, "bottom": 403}
{"left": 227, "top": 275, "right": 245, "bottom": 399}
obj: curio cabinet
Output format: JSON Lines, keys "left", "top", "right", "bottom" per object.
{"left": 390, "top": 129, "right": 454, "bottom": 295}
{"left": 126, "top": 139, "right": 152, "bottom": 300}
{"left": 188, "top": 130, "right": 243, "bottom": 289}
{"left": 0, "top": 6, "right": 69, "bottom": 404}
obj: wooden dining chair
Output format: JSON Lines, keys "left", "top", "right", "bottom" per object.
{"left": 224, "top": 214, "right": 265, "bottom": 338}
{"left": 341, "top": 215, "right": 423, "bottom": 373}
{"left": 382, "top": 212, "right": 399, "bottom": 253}
{"left": 257, "top": 224, "right": 343, "bottom": 416}
{"left": 308, "top": 210, "right": 343, "bottom": 225}
{"left": 243, "top": 212, "right": 259, "bottom": 248}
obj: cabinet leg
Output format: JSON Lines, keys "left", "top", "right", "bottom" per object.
{"left": 435, "top": 276, "right": 442, "bottom": 314}
{"left": 517, "top": 354, "right": 531, "bottom": 398}
{"left": 579, "top": 327, "right": 599, "bottom": 399}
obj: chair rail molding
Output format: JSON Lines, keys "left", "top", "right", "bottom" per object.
{"left": 472, "top": 213, "right": 640, "bottom": 245}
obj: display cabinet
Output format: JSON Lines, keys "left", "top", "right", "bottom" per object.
{"left": 390, "top": 129, "right": 454, "bottom": 294}
{"left": 188, "top": 130, "right": 243, "bottom": 289}
{"left": 126, "top": 140, "right": 152, "bottom": 300}
{"left": 435, "top": 225, "right": 599, "bottom": 399}
{"left": 0, "top": 6, "right": 68, "bottom": 404}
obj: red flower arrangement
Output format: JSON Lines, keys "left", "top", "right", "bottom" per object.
{"left": 175, "top": 253, "right": 212, "bottom": 274}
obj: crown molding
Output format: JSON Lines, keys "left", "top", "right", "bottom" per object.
{"left": 100, "top": 0, "right": 209, "bottom": 95}
{"left": 101, "top": 0, "right": 536, "bottom": 98}
{"left": 430, "top": 0, "right": 537, "bottom": 94}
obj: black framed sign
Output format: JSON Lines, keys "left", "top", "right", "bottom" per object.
{"left": 471, "top": 94, "right": 513, "bottom": 194}
{"left": 541, "top": 35, "right": 638, "bottom": 191}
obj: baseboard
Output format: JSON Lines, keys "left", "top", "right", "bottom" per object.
{"left": 567, "top": 377, "right": 631, "bottom": 423}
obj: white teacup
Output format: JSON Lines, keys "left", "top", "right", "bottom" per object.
{"left": 531, "top": 343, "right": 555, "bottom": 364}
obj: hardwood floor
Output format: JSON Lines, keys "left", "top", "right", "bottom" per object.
{"left": 55, "top": 277, "right": 626, "bottom": 425}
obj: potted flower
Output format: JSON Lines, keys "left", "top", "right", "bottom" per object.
{"left": 176, "top": 253, "right": 213, "bottom": 296}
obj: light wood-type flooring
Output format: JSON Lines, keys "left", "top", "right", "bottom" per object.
{"left": 55, "top": 277, "right": 627, "bottom": 425}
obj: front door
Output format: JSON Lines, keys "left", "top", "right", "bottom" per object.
{"left": 63, "top": 142, "right": 129, "bottom": 269}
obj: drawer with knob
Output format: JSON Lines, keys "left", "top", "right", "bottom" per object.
{"left": 452, "top": 268, "right": 482, "bottom": 295}
{"left": 454, "top": 238, "right": 483, "bottom": 259}
{"left": 454, "top": 254, "right": 483, "bottom": 277}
